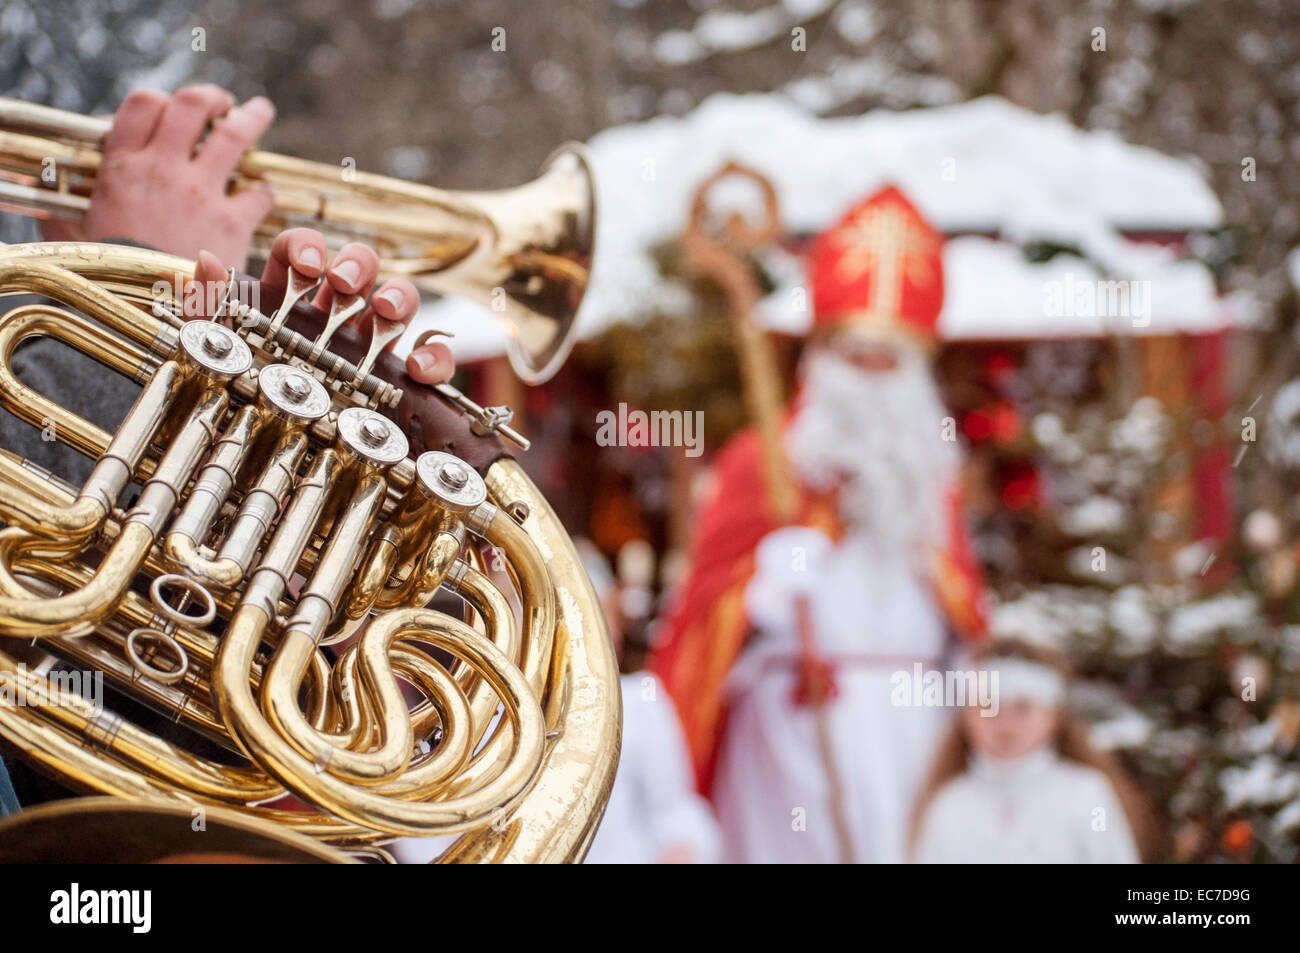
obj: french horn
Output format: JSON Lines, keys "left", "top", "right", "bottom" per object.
{"left": 0, "top": 100, "right": 619, "bottom": 863}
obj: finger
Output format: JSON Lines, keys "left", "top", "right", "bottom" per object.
{"left": 262, "top": 227, "right": 328, "bottom": 289}
{"left": 197, "top": 96, "right": 275, "bottom": 179}
{"left": 407, "top": 342, "right": 455, "bottom": 385}
{"left": 369, "top": 279, "right": 420, "bottom": 329}
{"left": 103, "top": 88, "right": 168, "bottom": 154}
{"left": 194, "top": 249, "right": 225, "bottom": 287}
{"left": 192, "top": 249, "right": 228, "bottom": 320}
{"left": 149, "top": 84, "right": 235, "bottom": 157}
{"left": 312, "top": 242, "right": 380, "bottom": 312}
{"left": 354, "top": 278, "right": 419, "bottom": 346}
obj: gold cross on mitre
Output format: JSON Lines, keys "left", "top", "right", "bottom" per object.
{"left": 831, "top": 198, "right": 938, "bottom": 326}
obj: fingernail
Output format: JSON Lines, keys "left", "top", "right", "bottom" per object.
{"left": 297, "top": 246, "right": 322, "bottom": 271}
{"left": 375, "top": 288, "right": 405, "bottom": 311}
{"left": 330, "top": 259, "right": 361, "bottom": 286}
{"left": 412, "top": 351, "right": 436, "bottom": 374}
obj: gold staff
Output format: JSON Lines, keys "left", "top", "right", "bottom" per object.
{"left": 683, "top": 161, "right": 854, "bottom": 863}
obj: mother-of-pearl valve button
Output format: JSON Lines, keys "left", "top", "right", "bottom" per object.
{"left": 258, "top": 363, "right": 332, "bottom": 423}
{"left": 179, "top": 321, "right": 253, "bottom": 379}
{"left": 336, "top": 406, "right": 408, "bottom": 467}
{"left": 415, "top": 450, "right": 488, "bottom": 512}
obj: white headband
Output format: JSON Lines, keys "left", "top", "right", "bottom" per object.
{"left": 982, "top": 658, "right": 1066, "bottom": 706}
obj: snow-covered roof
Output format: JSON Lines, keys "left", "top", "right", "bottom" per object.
{"left": 402, "top": 93, "right": 1230, "bottom": 362}
{"left": 938, "top": 237, "right": 1226, "bottom": 340}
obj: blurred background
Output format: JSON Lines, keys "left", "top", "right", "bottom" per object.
{"left": 4, "top": 0, "right": 1300, "bottom": 862}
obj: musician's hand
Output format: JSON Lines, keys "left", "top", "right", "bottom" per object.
{"left": 193, "top": 226, "right": 456, "bottom": 385}
{"left": 41, "top": 84, "right": 276, "bottom": 270}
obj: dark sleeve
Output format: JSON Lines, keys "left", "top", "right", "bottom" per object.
{"left": 0, "top": 755, "right": 20, "bottom": 816}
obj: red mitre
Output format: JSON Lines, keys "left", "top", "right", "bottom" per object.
{"left": 806, "top": 184, "right": 945, "bottom": 347}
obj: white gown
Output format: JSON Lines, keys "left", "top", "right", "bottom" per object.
{"left": 585, "top": 672, "right": 722, "bottom": 864}
{"left": 712, "top": 527, "right": 951, "bottom": 864}
{"left": 913, "top": 748, "right": 1139, "bottom": 863}
{"left": 393, "top": 674, "right": 718, "bottom": 865}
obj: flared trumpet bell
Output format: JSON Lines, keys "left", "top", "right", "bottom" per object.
{"left": 419, "top": 143, "right": 596, "bottom": 385}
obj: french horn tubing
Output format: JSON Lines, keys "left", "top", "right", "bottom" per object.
{"left": 0, "top": 106, "right": 618, "bottom": 863}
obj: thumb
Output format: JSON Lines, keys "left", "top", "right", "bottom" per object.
{"left": 191, "top": 250, "right": 228, "bottom": 320}
{"left": 194, "top": 249, "right": 226, "bottom": 288}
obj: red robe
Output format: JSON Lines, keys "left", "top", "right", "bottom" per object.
{"left": 652, "top": 427, "right": 989, "bottom": 795}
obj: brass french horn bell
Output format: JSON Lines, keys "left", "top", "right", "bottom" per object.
{"left": 0, "top": 797, "right": 354, "bottom": 864}
{"left": 0, "top": 96, "right": 596, "bottom": 384}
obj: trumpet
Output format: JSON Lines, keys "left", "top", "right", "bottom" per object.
{"left": 0, "top": 96, "right": 596, "bottom": 384}
{"left": 0, "top": 97, "right": 619, "bottom": 863}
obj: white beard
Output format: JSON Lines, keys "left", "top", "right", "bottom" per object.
{"left": 784, "top": 348, "right": 958, "bottom": 565}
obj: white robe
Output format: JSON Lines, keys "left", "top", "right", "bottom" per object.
{"left": 913, "top": 748, "right": 1139, "bottom": 863}
{"left": 712, "top": 527, "right": 950, "bottom": 864}
{"left": 393, "top": 673, "right": 719, "bottom": 865}
{"left": 585, "top": 672, "right": 722, "bottom": 864}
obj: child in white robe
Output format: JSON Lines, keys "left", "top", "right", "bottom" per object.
{"left": 584, "top": 671, "right": 722, "bottom": 864}
{"left": 582, "top": 540, "right": 721, "bottom": 864}
{"left": 912, "top": 641, "right": 1146, "bottom": 864}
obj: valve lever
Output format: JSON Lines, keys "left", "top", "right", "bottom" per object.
{"left": 351, "top": 316, "right": 407, "bottom": 390}
{"left": 267, "top": 266, "right": 319, "bottom": 338}
{"left": 307, "top": 292, "right": 367, "bottom": 362}
{"left": 210, "top": 266, "right": 239, "bottom": 325}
